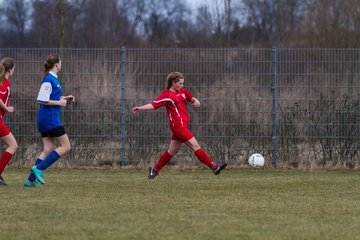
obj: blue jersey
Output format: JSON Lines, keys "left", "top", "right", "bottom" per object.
{"left": 36, "top": 72, "right": 63, "bottom": 133}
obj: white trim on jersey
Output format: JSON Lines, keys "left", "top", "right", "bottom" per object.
{"left": 37, "top": 82, "right": 52, "bottom": 102}
{"left": 153, "top": 98, "right": 183, "bottom": 126}
{"left": 49, "top": 71, "right": 58, "bottom": 78}
{"left": 153, "top": 98, "right": 180, "bottom": 117}
{"left": 0, "top": 86, "right": 10, "bottom": 107}
{"left": 4, "top": 87, "right": 10, "bottom": 106}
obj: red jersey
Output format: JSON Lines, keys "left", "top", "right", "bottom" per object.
{"left": 0, "top": 79, "right": 11, "bottom": 119}
{"left": 151, "top": 88, "right": 194, "bottom": 129}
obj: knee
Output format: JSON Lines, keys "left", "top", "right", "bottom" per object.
{"left": 190, "top": 143, "right": 201, "bottom": 152}
{"left": 168, "top": 149, "right": 177, "bottom": 156}
{"left": 10, "top": 142, "right": 18, "bottom": 153}
{"left": 66, "top": 143, "right": 72, "bottom": 153}
{"left": 44, "top": 146, "right": 55, "bottom": 155}
{"left": 185, "top": 138, "right": 201, "bottom": 152}
{"left": 63, "top": 142, "right": 71, "bottom": 154}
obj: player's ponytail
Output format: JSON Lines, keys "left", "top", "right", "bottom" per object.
{"left": 166, "top": 71, "right": 184, "bottom": 89}
{"left": 0, "top": 63, "right": 5, "bottom": 85}
{"left": 44, "top": 53, "right": 60, "bottom": 77}
{"left": 0, "top": 57, "right": 15, "bottom": 85}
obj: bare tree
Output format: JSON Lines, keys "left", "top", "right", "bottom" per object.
{"left": 58, "top": 0, "right": 65, "bottom": 48}
{"left": 242, "top": 0, "right": 304, "bottom": 47}
{"left": 1, "top": 0, "right": 31, "bottom": 46}
{"left": 2, "top": 0, "right": 360, "bottom": 48}
{"left": 303, "top": 0, "right": 360, "bottom": 47}
{"left": 141, "top": 0, "right": 190, "bottom": 47}
{"left": 194, "top": 0, "right": 242, "bottom": 47}
{"left": 72, "top": 0, "right": 133, "bottom": 47}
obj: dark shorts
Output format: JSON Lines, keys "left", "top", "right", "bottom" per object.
{"left": 41, "top": 126, "right": 66, "bottom": 138}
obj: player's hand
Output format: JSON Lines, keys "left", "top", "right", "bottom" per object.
{"left": 132, "top": 107, "right": 140, "bottom": 113}
{"left": 6, "top": 106, "right": 14, "bottom": 113}
{"left": 63, "top": 95, "right": 75, "bottom": 103}
{"left": 59, "top": 98, "right": 67, "bottom": 107}
{"left": 192, "top": 99, "right": 201, "bottom": 108}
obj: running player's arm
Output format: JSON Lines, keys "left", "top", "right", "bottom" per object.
{"left": 132, "top": 103, "right": 154, "bottom": 113}
{"left": 183, "top": 88, "right": 200, "bottom": 108}
{"left": 133, "top": 91, "right": 170, "bottom": 113}
{"left": 190, "top": 97, "right": 201, "bottom": 108}
{"left": 36, "top": 82, "right": 67, "bottom": 107}
{"left": 62, "top": 95, "right": 75, "bottom": 103}
{"left": 0, "top": 99, "right": 13, "bottom": 112}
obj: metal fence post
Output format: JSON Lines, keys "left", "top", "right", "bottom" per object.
{"left": 120, "top": 47, "right": 126, "bottom": 166}
{"left": 271, "top": 47, "right": 278, "bottom": 167}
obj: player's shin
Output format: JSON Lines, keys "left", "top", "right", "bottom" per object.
{"left": 154, "top": 151, "right": 173, "bottom": 171}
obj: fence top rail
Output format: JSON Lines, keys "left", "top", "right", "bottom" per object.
{"left": 2, "top": 47, "right": 360, "bottom": 51}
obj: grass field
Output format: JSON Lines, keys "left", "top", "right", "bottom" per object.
{"left": 1, "top": 167, "right": 360, "bottom": 240}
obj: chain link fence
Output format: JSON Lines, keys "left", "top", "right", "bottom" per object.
{"left": 1, "top": 48, "right": 359, "bottom": 168}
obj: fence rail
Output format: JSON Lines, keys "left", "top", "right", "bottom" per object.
{"left": 1, "top": 48, "right": 359, "bottom": 168}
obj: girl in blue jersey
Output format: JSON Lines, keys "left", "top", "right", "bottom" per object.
{"left": 24, "top": 54, "right": 75, "bottom": 187}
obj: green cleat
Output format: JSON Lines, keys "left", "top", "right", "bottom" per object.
{"left": 24, "top": 180, "right": 43, "bottom": 188}
{"left": 31, "top": 166, "right": 45, "bottom": 185}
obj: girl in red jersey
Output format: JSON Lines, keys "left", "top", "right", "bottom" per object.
{"left": 0, "top": 57, "right": 18, "bottom": 185}
{"left": 132, "top": 72, "right": 227, "bottom": 179}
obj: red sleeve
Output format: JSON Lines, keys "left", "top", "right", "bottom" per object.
{"left": 182, "top": 88, "right": 194, "bottom": 102}
{"left": 151, "top": 90, "right": 171, "bottom": 109}
{"left": 0, "top": 80, "right": 11, "bottom": 106}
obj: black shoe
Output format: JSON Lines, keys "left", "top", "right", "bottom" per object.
{"left": 0, "top": 176, "right": 7, "bottom": 185}
{"left": 212, "top": 163, "right": 228, "bottom": 175}
{"left": 148, "top": 167, "right": 158, "bottom": 179}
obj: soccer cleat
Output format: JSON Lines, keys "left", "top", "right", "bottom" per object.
{"left": 212, "top": 163, "right": 228, "bottom": 175}
{"left": 0, "top": 176, "right": 7, "bottom": 185}
{"left": 148, "top": 167, "right": 158, "bottom": 179}
{"left": 24, "top": 180, "right": 43, "bottom": 188}
{"left": 31, "top": 166, "right": 45, "bottom": 184}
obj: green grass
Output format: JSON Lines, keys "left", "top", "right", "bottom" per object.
{"left": 1, "top": 168, "right": 360, "bottom": 240}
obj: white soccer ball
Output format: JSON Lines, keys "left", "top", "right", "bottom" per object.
{"left": 248, "top": 153, "right": 265, "bottom": 168}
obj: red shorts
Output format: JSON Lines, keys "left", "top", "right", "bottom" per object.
{"left": 171, "top": 127, "right": 194, "bottom": 142}
{"left": 0, "top": 120, "right": 10, "bottom": 138}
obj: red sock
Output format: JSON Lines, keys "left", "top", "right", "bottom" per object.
{"left": 0, "top": 151, "right": 13, "bottom": 176}
{"left": 154, "top": 151, "right": 173, "bottom": 171}
{"left": 194, "top": 149, "right": 216, "bottom": 169}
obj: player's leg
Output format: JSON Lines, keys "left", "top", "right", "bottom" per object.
{"left": 36, "top": 134, "right": 71, "bottom": 171}
{"left": 0, "top": 132, "right": 18, "bottom": 185}
{"left": 25, "top": 137, "right": 54, "bottom": 187}
{"left": 185, "top": 137, "right": 215, "bottom": 169}
{"left": 185, "top": 136, "right": 227, "bottom": 175}
{"left": 155, "top": 140, "right": 182, "bottom": 171}
{"left": 39, "top": 137, "right": 56, "bottom": 160}
{"left": 32, "top": 132, "right": 71, "bottom": 184}
{"left": 54, "top": 133, "right": 71, "bottom": 156}
{"left": 149, "top": 139, "right": 182, "bottom": 179}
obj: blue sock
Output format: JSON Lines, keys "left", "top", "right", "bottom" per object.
{"left": 36, "top": 151, "right": 61, "bottom": 171}
{"left": 28, "top": 158, "right": 43, "bottom": 182}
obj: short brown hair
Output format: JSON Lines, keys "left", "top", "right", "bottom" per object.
{"left": 166, "top": 72, "right": 184, "bottom": 89}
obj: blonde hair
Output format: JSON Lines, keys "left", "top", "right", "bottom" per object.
{"left": 166, "top": 72, "right": 184, "bottom": 89}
